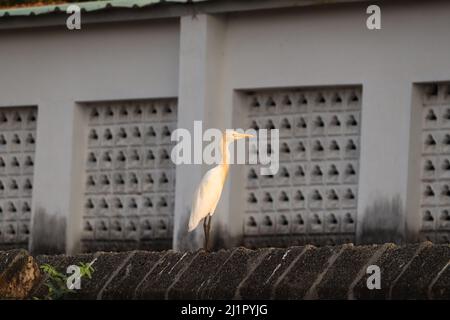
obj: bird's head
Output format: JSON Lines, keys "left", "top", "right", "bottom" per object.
{"left": 224, "top": 130, "right": 255, "bottom": 143}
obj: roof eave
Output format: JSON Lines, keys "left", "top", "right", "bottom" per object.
{"left": 0, "top": 0, "right": 374, "bottom": 30}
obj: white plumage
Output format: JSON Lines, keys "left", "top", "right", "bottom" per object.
{"left": 188, "top": 130, "right": 254, "bottom": 250}
{"left": 188, "top": 165, "right": 227, "bottom": 232}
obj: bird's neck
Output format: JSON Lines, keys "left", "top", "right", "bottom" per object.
{"left": 220, "top": 135, "right": 230, "bottom": 173}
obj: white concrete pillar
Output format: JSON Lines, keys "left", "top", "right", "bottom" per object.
{"left": 29, "top": 99, "right": 84, "bottom": 254}
{"left": 173, "top": 14, "right": 227, "bottom": 251}
{"left": 356, "top": 79, "right": 413, "bottom": 244}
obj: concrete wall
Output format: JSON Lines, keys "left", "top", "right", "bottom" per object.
{"left": 220, "top": 0, "right": 450, "bottom": 246}
{"left": 0, "top": 19, "right": 180, "bottom": 254}
{"left": 0, "top": 0, "right": 450, "bottom": 253}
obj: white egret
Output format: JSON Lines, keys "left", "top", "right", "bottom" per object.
{"left": 188, "top": 130, "right": 254, "bottom": 250}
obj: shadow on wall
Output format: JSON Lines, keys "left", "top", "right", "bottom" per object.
{"left": 360, "top": 195, "right": 405, "bottom": 244}
{"left": 29, "top": 208, "right": 66, "bottom": 255}
{"left": 176, "top": 207, "right": 200, "bottom": 251}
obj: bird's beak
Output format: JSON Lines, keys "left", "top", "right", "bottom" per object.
{"left": 235, "top": 133, "right": 255, "bottom": 140}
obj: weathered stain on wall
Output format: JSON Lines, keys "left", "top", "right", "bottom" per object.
{"left": 360, "top": 195, "right": 404, "bottom": 244}
{"left": 30, "top": 208, "right": 66, "bottom": 255}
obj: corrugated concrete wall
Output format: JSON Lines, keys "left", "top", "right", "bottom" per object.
{"left": 0, "top": 242, "right": 449, "bottom": 299}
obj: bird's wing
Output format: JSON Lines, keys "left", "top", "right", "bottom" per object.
{"left": 188, "top": 166, "right": 226, "bottom": 232}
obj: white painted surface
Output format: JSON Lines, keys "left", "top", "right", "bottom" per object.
{"left": 0, "top": 20, "right": 179, "bottom": 253}
{"left": 0, "top": 0, "right": 449, "bottom": 252}
{"left": 220, "top": 1, "right": 450, "bottom": 244}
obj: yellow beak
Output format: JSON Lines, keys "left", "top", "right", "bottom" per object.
{"left": 235, "top": 133, "right": 255, "bottom": 139}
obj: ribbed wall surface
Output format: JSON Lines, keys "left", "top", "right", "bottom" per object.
{"left": 1, "top": 242, "right": 449, "bottom": 299}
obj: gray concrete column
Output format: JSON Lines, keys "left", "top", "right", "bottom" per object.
{"left": 29, "top": 99, "right": 84, "bottom": 254}
{"left": 356, "top": 80, "right": 413, "bottom": 245}
{"left": 173, "top": 14, "right": 227, "bottom": 251}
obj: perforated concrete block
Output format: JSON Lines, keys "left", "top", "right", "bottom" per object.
{"left": 242, "top": 88, "right": 361, "bottom": 246}
{"left": 0, "top": 107, "right": 37, "bottom": 248}
{"left": 82, "top": 100, "right": 177, "bottom": 248}
{"left": 419, "top": 83, "right": 450, "bottom": 241}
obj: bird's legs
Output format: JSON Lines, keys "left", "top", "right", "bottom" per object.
{"left": 203, "top": 217, "right": 208, "bottom": 250}
{"left": 203, "top": 215, "right": 212, "bottom": 251}
{"left": 207, "top": 215, "right": 212, "bottom": 249}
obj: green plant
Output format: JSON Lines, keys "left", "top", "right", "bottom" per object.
{"left": 78, "top": 262, "right": 95, "bottom": 279}
{"left": 36, "top": 261, "right": 95, "bottom": 300}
